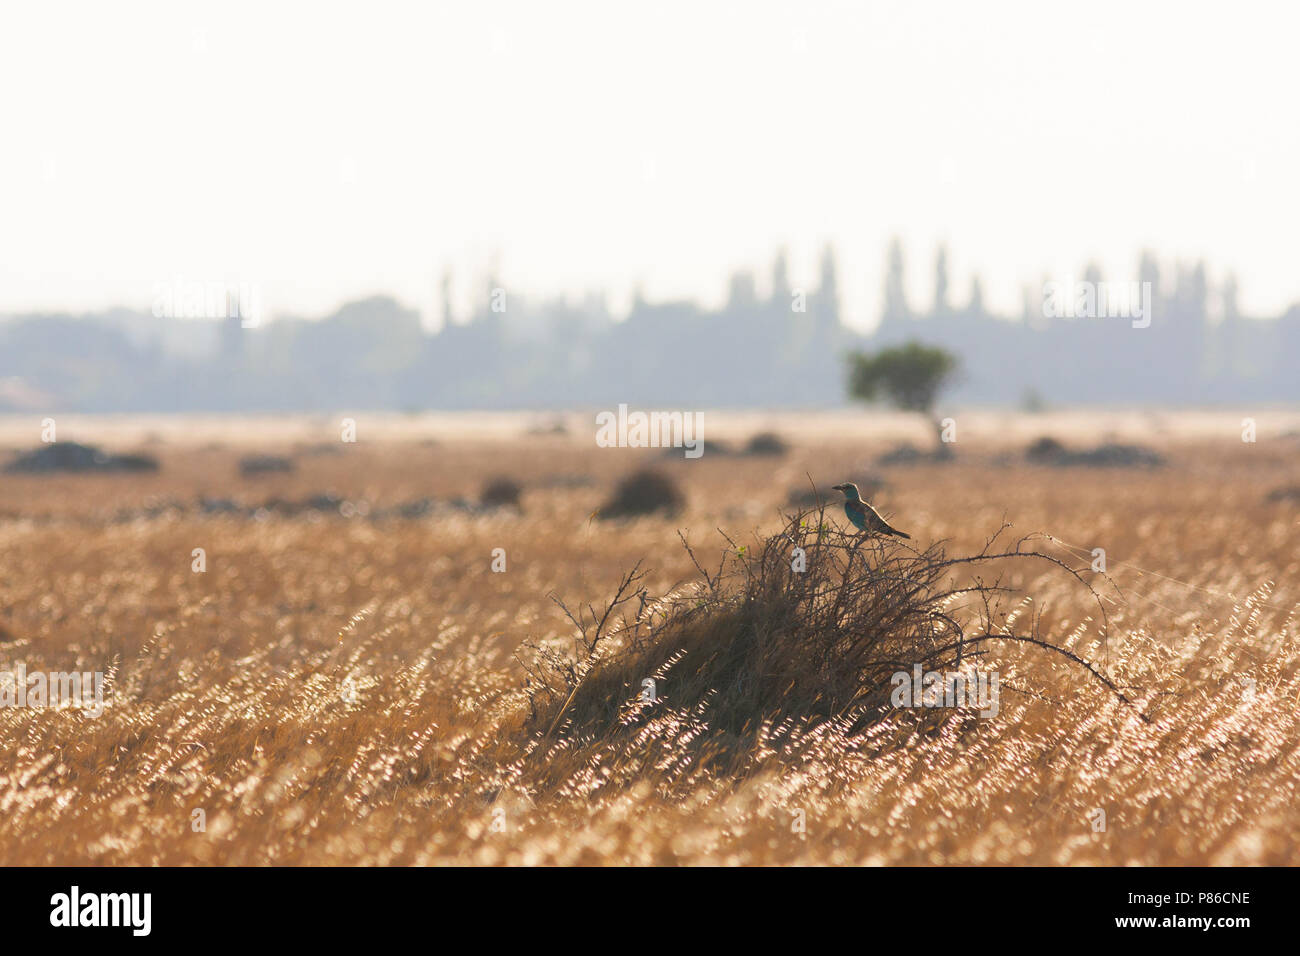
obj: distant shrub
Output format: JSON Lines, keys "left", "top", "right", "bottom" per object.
{"left": 1025, "top": 436, "right": 1068, "bottom": 464}
{"left": 786, "top": 486, "right": 827, "bottom": 509}
{"left": 743, "top": 431, "right": 789, "bottom": 456}
{"left": 256, "top": 493, "right": 351, "bottom": 517}
{"left": 525, "top": 419, "right": 569, "bottom": 436}
{"left": 661, "top": 439, "right": 734, "bottom": 458}
{"left": 5, "top": 442, "right": 158, "bottom": 474}
{"left": 876, "top": 442, "right": 930, "bottom": 466}
{"left": 787, "top": 475, "right": 886, "bottom": 508}
{"left": 1027, "top": 438, "right": 1164, "bottom": 469}
{"left": 239, "top": 455, "right": 295, "bottom": 477}
{"left": 391, "top": 497, "right": 436, "bottom": 518}
{"left": 600, "top": 469, "right": 684, "bottom": 519}
{"left": 294, "top": 442, "right": 344, "bottom": 457}
{"left": 111, "top": 453, "right": 161, "bottom": 472}
{"left": 481, "top": 476, "right": 523, "bottom": 509}
{"left": 1074, "top": 443, "right": 1164, "bottom": 468}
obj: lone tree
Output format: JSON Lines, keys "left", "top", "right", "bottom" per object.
{"left": 847, "top": 341, "right": 960, "bottom": 458}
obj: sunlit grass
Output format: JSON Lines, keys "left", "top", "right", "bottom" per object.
{"left": 0, "top": 428, "right": 1296, "bottom": 864}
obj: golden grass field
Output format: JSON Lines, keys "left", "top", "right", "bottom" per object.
{"left": 1, "top": 411, "right": 1297, "bottom": 865}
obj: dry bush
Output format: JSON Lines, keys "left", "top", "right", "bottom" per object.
{"left": 518, "top": 512, "right": 1139, "bottom": 797}
{"left": 599, "top": 469, "right": 684, "bottom": 518}
{"left": 481, "top": 476, "right": 523, "bottom": 510}
{"left": 743, "top": 431, "right": 789, "bottom": 456}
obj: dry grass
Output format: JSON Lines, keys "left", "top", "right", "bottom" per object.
{"left": 0, "top": 420, "right": 1297, "bottom": 865}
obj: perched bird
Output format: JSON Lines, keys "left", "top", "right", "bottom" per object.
{"left": 831, "top": 482, "right": 910, "bottom": 538}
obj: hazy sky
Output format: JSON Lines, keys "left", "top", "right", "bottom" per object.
{"left": 2, "top": 1, "right": 1297, "bottom": 330}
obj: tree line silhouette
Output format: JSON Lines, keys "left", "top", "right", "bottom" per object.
{"left": 1, "top": 243, "right": 1296, "bottom": 412}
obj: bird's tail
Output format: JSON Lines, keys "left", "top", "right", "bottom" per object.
{"left": 891, "top": 527, "right": 911, "bottom": 539}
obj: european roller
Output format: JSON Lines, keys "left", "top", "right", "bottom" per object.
{"left": 831, "top": 482, "right": 910, "bottom": 539}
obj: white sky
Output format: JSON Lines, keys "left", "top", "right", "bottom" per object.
{"left": 2, "top": 0, "right": 1297, "bottom": 331}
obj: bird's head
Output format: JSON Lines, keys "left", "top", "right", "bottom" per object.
{"left": 832, "top": 482, "right": 860, "bottom": 500}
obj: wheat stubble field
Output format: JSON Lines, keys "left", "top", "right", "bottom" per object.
{"left": 0, "top": 412, "right": 1297, "bottom": 865}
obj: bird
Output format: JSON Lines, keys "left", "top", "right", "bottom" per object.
{"left": 831, "top": 482, "right": 910, "bottom": 539}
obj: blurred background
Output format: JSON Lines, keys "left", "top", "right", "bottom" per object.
{"left": 2, "top": 0, "right": 1299, "bottom": 414}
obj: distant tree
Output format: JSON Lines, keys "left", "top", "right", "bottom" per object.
{"left": 818, "top": 244, "right": 838, "bottom": 297}
{"left": 815, "top": 244, "right": 839, "bottom": 328}
{"left": 770, "top": 249, "right": 790, "bottom": 304}
{"left": 1187, "top": 260, "right": 1208, "bottom": 325}
{"left": 1219, "top": 272, "right": 1250, "bottom": 378}
{"left": 1020, "top": 283, "right": 1035, "bottom": 326}
{"left": 440, "top": 267, "right": 455, "bottom": 328}
{"left": 728, "top": 271, "right": 757, "bottom": 309}
{"left": 847, "top": 341, "right": 960, "bottom": 458}
{"left": 882, "top": 238, "right": 909, "bottom": 326}
{"left": 1138, "top": 250, "right": 1161, "bottom": 321}
{"left": 1222, "top": 272, "right": 1239, "bottom": 324}
{"left": 967, "top": 276, "right": 984, "bottom": 316}
{"left": 932, "top": 244, "right": 950, "bottom": 316}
